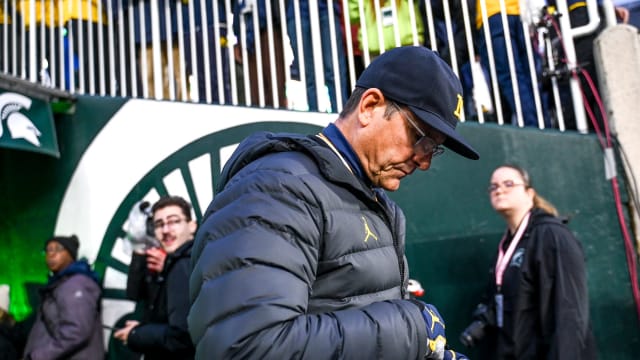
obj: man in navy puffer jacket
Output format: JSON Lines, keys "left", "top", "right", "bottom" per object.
{"left": 189, "top": 46, "right": 479, "bottom": 360}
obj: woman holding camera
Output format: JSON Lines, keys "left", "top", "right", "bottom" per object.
{"left": 462, "top": 164, "right": 596, "bottom": 359}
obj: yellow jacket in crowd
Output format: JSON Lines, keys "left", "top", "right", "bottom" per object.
{"left": 476, "top": 0, "right": 521, "bottom": 28}
{"left": 2, "top": 0, "right": 107, "bottom": 26}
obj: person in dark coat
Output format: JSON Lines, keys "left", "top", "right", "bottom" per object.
{"left": 119, "top": 0, "right": 230, "bottom": 103}
{"left": 0, "top": 285, "right": 34, "bottom": 360}
{"left": 23, "top": 235, "right": 104, "bottom": 360}
{"left": 184, "top": 0, "right": 232, "bottom": 104}
{"left": 189, "top": 46, "right": 479, "bottom": 360}
{"left": 0, "top": 285, "right": 21, "bottom": 360}
{"left": 0, "top": 309, "right": 18, "bottom": 360}
{"left": 461, "top": 164, "right": 596, "bottom": 359}
{"left": 120, "top": 0, "right": 187, "bottom": 100}
{"left": 114, "top": 195, "right": 197, "bottom": 359}
{"left": 232, "top": 0, "right": 288, "bottom": 108}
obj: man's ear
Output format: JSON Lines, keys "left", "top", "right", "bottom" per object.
{"left": 358, "top": 88, "right": 385, "bottom": 126}
{"left": 188, "top": 220, "right": 197, "bottom": 236}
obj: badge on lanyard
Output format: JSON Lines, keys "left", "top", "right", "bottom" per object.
{"left": 495, "top": 293, "right": 504, "bottom": 328}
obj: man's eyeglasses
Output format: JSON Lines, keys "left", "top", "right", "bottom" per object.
{"left": 487, "top": 180, "right": 527, "bottom": 193}
{"left": 393, "top": 103, "right": 445, "bottom": 157}
{"left": 153, "top": 217, "right": 186, "bottom": 230}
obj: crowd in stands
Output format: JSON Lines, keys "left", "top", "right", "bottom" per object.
{"left": 0, "top": 0, "right": 633, "bottom": 129}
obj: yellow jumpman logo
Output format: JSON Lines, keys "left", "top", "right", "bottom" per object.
{"left": 362, "top": 217, "right": 378, "bottom": 242}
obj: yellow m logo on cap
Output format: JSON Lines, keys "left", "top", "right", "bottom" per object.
{"left": 453, "top": 94, "right": 463, "bottom": 120}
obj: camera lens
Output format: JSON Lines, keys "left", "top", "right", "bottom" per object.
{"left": 459, "top": 331, "right": 475, "bottom": 348}
{"left": 459, "top": 320, "right": 486, "bottom": 348}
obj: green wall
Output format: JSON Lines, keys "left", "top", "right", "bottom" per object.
{"left": 1, "top": 95, "right": 639, "bottom": 358}
{"left": 0, "top": 97, "right": 121, "bottom": 320}
{"left": 392, "top": 123, "right": 640, "bottom": 357}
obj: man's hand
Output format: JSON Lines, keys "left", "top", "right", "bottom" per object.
{"left": 145, "top": 247, "right": 167, "bottom": 273}
{"left": 113, "top": 320, "right": 140, "bottom": 345}
{"left": 423, "top": 303, "right": 447, "bottom": 359}
{"left": 410, "top": 301, "right": 447, "bottom": 360}
{"left": 443, "top": 350, "right": 469, "bottom": 360}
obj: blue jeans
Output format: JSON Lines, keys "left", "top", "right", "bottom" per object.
{"left": 479, "top": 14, "right": 543, "bottom": 127}
{"left": 287, "top": 1, "right": 347, "bottom": 112}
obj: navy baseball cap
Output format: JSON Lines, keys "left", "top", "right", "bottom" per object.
{"left": 356, "top": 46, "right": 479, "bottom": 160}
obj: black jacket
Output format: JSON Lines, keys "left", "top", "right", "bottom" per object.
{"left": 0, "top": 320, "right": 19, "bottom": 360}
{"left": 477, "top": 208, "right": 596, "bottom": 359}
{"left": 189, "top": 131, "right": 428, "bottom": 359}
{"left": 0, "top": 314, "right": 31, "bottom": 360}
{"left": 126, "top": 241, "right": 195, "bottom": 359}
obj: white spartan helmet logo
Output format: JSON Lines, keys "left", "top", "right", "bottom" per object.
{"left": 0, "top": 93, "right": 42, "bottom": 147}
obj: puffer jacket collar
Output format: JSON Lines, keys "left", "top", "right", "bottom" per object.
{"left": 46, "top": 260, "right": 99, "bottom": 289}
{"left": 218, "top": 131, "right": 378, "bottom": 202}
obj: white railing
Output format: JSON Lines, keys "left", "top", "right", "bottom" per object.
{"left": 0, "top": 0, "right": 615, "bottom": 131}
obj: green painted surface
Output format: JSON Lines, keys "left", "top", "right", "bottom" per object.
{"left": 0, "top": 96, "right": 122, "bottom": 320}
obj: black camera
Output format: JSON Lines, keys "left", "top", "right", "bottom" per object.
{"left": 459, "top": 303, "right": 494, "bottom": 348}
{"left": 140, "top": 201, "right": 155, "bottom": 237}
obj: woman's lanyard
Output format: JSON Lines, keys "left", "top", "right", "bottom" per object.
{"left": 493, "top": 210, "right": 531, "bottom": 327}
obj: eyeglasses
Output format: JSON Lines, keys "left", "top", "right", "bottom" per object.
{"left": 487, "top": 180, "right": 527, "bottom": 193}
{"left": 43, "top": 245, "right": 65, "bottom": 255}
{"left": 393, "top": 103, "right": 445, "bottom": 157}
{"left": 153, "top": 217, "right": 186, "bottom": 230}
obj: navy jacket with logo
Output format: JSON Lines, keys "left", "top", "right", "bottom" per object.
{"left": 189, "top": 131, "right": 428, "bottom": 359}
